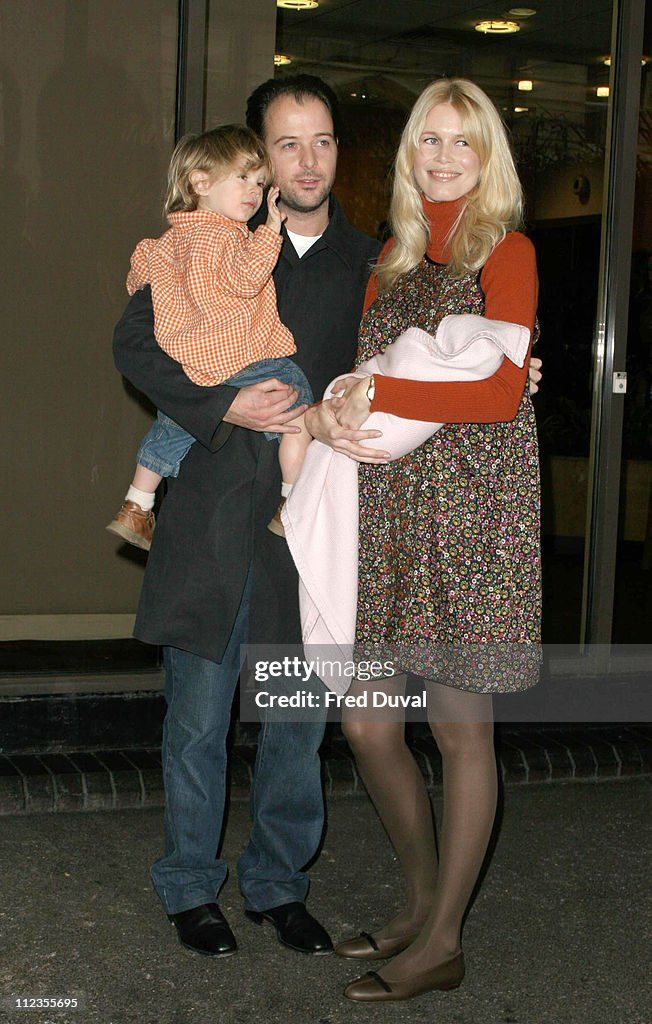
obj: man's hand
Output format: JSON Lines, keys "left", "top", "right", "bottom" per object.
{"left": 304, "top": 398, "right": 390, "bottom": 464}
{"left": 223, "top": 379, "right": 307, "bottom": 433}
{"left": 528, "top": 356, "right": 542, "bottom": 395}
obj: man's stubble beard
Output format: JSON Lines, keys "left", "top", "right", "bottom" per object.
{"left": 278, "top": 179, "right": 333, "bottom": 215}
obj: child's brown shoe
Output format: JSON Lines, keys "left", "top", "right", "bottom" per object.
{"left": 106, "top": 500, "right": 155, "bottom": 551}
{"left": 267, "top": 498, "right": 286, "bottom": 538}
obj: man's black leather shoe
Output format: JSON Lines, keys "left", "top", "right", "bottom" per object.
{"left": 167, "top": 903, "right": 237, "bottom": 957}
{"left": 245, "top": 901, "right": 333, "bottom": 955}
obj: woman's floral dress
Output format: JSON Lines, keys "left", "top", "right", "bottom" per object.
{"left": 355, "top": 257, "right": 541, "bottom": 692}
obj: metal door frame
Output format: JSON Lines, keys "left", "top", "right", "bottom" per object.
{"left": 580, "top": 0, "right": 646, "bottom": 660}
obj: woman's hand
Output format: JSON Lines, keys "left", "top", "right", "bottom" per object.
{"left": 304, "top": 398, "right": 390, "bottom": 464}
{"left": 331, "top": 376, "right": 373, "bottom": 430}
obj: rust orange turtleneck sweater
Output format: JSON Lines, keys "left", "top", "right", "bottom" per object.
{"left": 366, "top": 195, "right": 538, "bottom": 423}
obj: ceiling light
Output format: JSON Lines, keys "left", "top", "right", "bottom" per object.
{"left": 507, "top": 7, "right": 537, "bottom": 16}
{"left": 274, "top": 54, "right": 292, "bottom": 66}
{"left": 518, "top": 79, "right": 533, "bottom": 91}
{"left": 596, "top": 86, "right": 610, "bottom": 97}
{"left": 604, "top": 56, "right": 648, "bottom": 66}
{"left": 514, "top": 106, "right": 529, "bottom": 112}
{"left": 475, "top": 20, "right": 520, "bottom": 34}
{"left": 277, "top": 0, "right": 319, "bottom": 9}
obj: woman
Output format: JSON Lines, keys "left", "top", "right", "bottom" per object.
{"left": 305, "top": 78, "right": 541, "bottom": 1003}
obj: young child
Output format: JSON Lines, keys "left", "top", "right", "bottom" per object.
{"left": 106, "top": 125, "right": 313, "bottom": 550}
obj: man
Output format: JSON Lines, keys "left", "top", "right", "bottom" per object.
{"left": 112, "top": 76, "right": 380, "bottom": 958}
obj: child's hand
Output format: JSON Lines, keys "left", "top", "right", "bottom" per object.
{"left": 266, "top": 187, "right": 286, "bottom": 233}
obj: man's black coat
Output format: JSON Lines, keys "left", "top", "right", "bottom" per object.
{"left": 113, "top": 197, "right": 380, "bottom": 662}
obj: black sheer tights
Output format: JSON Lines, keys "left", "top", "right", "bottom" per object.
{"left": 342, "top": 680, "right": 496, "bottom": 981}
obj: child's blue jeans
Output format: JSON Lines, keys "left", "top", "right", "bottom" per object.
{"left": 137, "top": 357, "right": 313, "bottom": 479}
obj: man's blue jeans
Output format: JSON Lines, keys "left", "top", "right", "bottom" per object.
{"left": 150, "top": 572, "right": 327, "bottom": 915}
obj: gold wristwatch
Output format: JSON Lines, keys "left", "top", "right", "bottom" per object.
{"left": 366, "top": 375, "right": 376, "bottom": 402}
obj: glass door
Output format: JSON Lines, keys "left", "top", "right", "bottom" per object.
{"left": 275, "top": 0, "right": 619, "bottom": 642}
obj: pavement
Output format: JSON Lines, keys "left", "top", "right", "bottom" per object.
{"left": 1, "top": 777, "right": 651, "bottom": 1024}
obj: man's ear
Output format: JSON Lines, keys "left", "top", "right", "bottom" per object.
{"left": 189, "top": 169, "right": 211, "bottom": 195}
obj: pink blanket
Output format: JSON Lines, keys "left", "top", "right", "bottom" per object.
{"left": 282, "top": 314, "right": 531, "bottom": 693}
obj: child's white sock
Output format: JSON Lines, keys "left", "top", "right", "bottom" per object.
{"left": 281, "top": 482, "right": 293, "bottom": 498}
{"left": 126, "top": 485, "right": 156, "bottom": 511}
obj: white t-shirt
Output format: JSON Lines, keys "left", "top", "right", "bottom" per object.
{"left": 286, "top": 229, "right": 323, "bottom": 259}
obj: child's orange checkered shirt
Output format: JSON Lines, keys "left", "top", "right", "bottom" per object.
{"left": 126, "top": 209, "right": 295, "bottom": 386}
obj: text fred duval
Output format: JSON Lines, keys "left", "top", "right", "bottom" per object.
{"left": 254, "top": 689, "right": 428, "bottom": 709}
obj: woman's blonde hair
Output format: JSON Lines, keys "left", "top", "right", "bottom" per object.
{"left": 164, "top": 124, "right": 273, "bottom": 215}
{"left": 377, "top": 78, "right": 523, "bottom": 292}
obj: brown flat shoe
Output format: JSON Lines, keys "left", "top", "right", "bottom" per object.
{"left": 106, "top": 500, "right": 155, "bottom": 551}
{"left": 343, "top": 951, "right": 465, "bottom": 1002}
{"left": 267, "top": 498, "right": 286, "bottom": 538}
{"left": 334, "top": 929, "right": 418, "bottom": 961}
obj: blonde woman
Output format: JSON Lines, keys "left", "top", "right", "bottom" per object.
{"left": 305, "top": 79, "right": 541, "bottom": 1002}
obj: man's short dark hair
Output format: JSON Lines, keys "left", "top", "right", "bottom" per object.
{"left": 246, "top": 74, "right": 340, "bottom": 141}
